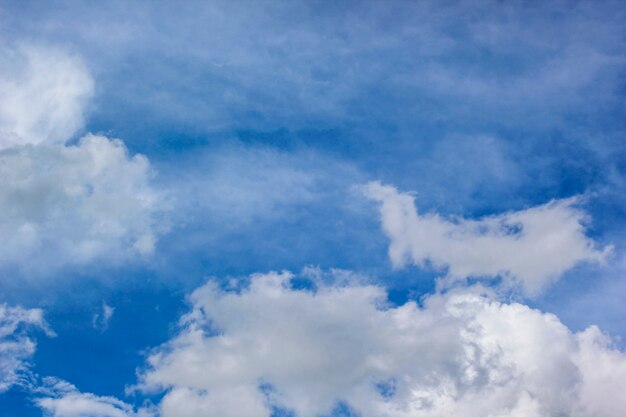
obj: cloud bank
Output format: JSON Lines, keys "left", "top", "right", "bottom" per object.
{"left": 364, "top": 182, "right": 610, "bottom": 295}
{"left": 137, "top": 271, "right": 626, "bottom": 417}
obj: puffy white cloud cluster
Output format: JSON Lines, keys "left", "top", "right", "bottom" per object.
{"left": 138, "top": 271, "right": 626, "bottom": 417}
{"left": 0, "top": 304, "right": 52, "bottom": 392}
{"left": 0, "top": 45, "right": 160, "bottom": 270}
{"left": 364, "top": 182, "right": 610, "bottom": 295}
{"left": 0, "top": 134, "right": 159, "bottom": 267}
{"left": 37, "top": 378, "right": 153, "bottom": 417}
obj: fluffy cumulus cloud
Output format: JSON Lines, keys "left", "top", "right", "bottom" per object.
{"left": 364, "top": 182, "right": 611, "bottom": 295}
{"left": 0, "top": 45, "right": 93, "bottom": 149}
{"left": 36, "top": 378, "right": 153, "bottom": 417}
{"left": 137, "top": 271, "right": 626, "bottom": 417}
{"left": 0, "top": 44, "right": 161, "bottom": 270}
{"left": 0, "top": 304, "right": 52, "bottom": 392}
{"left": 0, "top": 135, "right": 160, "bottom": 268}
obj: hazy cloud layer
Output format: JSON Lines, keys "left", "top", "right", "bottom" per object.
{"left": 4, "top": 0, "right": 623, "bottom": 132}
{"left": 364, "top": 182, "right": 610, "bottom": 295}
{"left": 138, "top": 271, "right": 626, "bottom": 417}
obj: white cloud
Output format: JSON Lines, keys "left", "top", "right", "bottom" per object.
{"left": 0, "top": 44, "right": 163, "bottom": 272}
{"left": 0, "top": 304, "right": 52, "bottom": 392}
{"left": 158, "top": 386, "right": 267, "bottom": 417}
{"left": 0, "top": 134, "right": 161, "bottom": 269}
{"left": 363, "top": 181, "right": 611, "bottom": 295}
{"left": 92, "top": 303, "right": 115, "bottom": 332}
{"left": 0, "top": 45, "right": 94, "bottom": 149}
{"left": 36, "top": 377, "right": 154, "bottom": 417}
{"left": 137, "top": 271, "right": 626, "bottom": 417}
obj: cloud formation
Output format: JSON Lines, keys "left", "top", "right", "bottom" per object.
{"left": 37, "top": 378, "right": 152, "bottom": 417}
{"left": 0, "top": 304, "right": 52, "bottom": 392}
{"left": 92, "top": 303, "right": 115, "bottom": 332}
{"left": 0, "top": 4, "right": 623, "bottom": 416}
{"left": 0, "top": 45, "right": 93, "bottom": 149}
{"left": 4, "top": 0, "right": 623, "bottom": 138}
{"left": 137, "top": 271, "right": 626, "bottom": 417}
{"left": 0, "top": 44, "right": 162, "bottom": 272}
{"left": 0, "top": 135, "right": 160, "bottom": 269}
{"left": 364, "top": 182, "right": 610, "bottom": 295}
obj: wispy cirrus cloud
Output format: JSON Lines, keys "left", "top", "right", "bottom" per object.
{"left": 36, "top": 377, "right": 153, "bottom": 417}
{"left": 0, "top": 304, "right": 53, "bottom": 393}
{"left": 3, "top": 0, "right": 623, "bottom": 135}
{"left": 92, "top": 303, "right": 115, "bottom": 332}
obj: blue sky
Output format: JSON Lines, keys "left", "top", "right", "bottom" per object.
{"left": 0, "top": 1, "right": 625, "bottom": 416}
